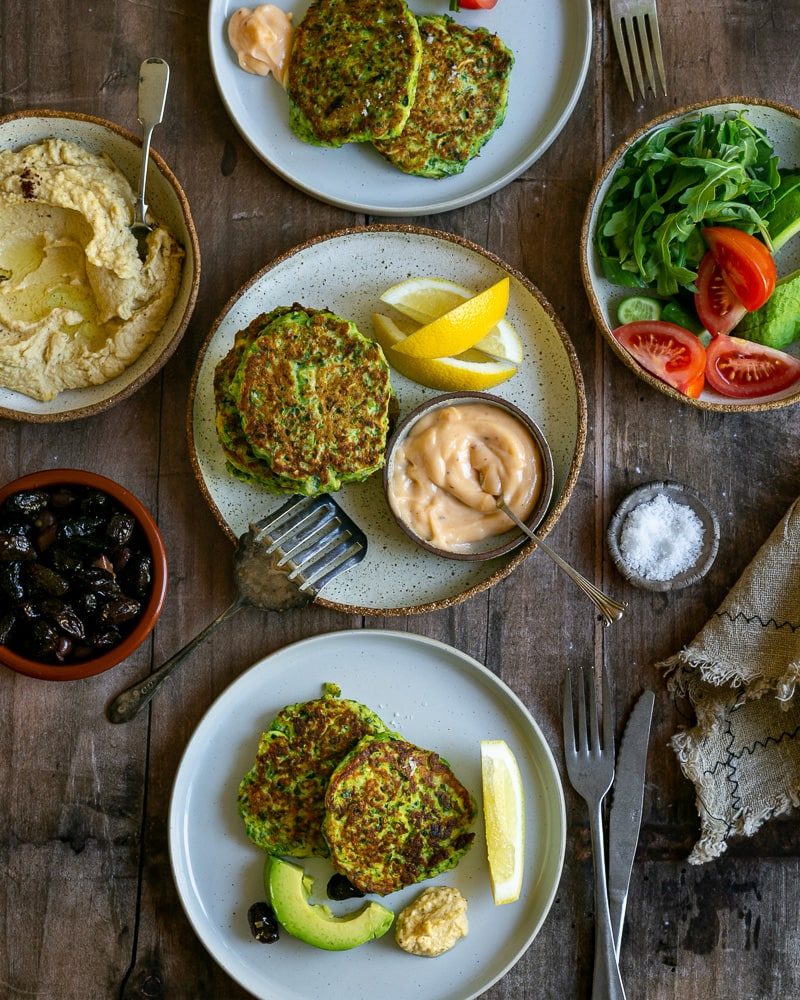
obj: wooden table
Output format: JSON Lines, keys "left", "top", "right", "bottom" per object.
{"left": 2, "top": 2, "right": 799, "bottom": 997}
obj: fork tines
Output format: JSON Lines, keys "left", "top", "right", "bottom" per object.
{"left": 251, "top": 495, "right": 367, "bottom": 595}
{"left": 610, "top": 0, "right": 667, "bottom": 101}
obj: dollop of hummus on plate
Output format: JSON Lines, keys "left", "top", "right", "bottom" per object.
{"left": 395, "top": 886, "right": 469, "bottom": 957}
{"left": 0, "top": 138, "right": 183, "bottom": 401}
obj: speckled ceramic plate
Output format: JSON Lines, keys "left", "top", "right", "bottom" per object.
{"left": 207, "top": 0, "right": 591, "bottom": 216}
{"left": 581, "top": 98, "right": 800, "bottom": 412}
{"left": 168, "top": 630, "right": 566, "bottom": 1000}
{"left": 0, "top": 110, "right": 200, "bottom": 422}
{"left": 188, "top": 225, "right": 586, "bottom": 615}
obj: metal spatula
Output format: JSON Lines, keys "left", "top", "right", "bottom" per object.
{"left": 107, "top": 495, "right": 367, "bottom": 723}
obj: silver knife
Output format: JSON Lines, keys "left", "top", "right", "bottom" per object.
{"left": 607, "top": 689, "right": 655, "bottom": 957}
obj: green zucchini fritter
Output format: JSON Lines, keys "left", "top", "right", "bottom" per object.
{"left": 287, "top": 0, "right": 422, "bottom": 146}
{"left": 374, "top": 15, "right": 513, "bottom": 178}
{"left": 323, "top": 734, "right": 477, "bottom": 895}
{"left": 213, "top": 305, "right": 393, "bottom": 496}
{"left": 238, "top": 686, "right": 392, "bottom": 857}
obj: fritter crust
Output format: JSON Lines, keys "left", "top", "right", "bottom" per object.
{"left": 323, "top": 734, "right": 476, "bottom": 895}
{"left": 287, "top": 0, "right": 422, "bottom": 146}
{"left": 238, "top": 689, "right": 392, "bottom": 857}
{"left": 374, "top": 15, "right": 513, "bottom": 178}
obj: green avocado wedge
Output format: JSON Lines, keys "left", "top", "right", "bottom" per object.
{"left": 737, "top": 269, "right": 800, "bottom": 350}
{"left": 266, "top": 857, "right": 394, "bottom": 951}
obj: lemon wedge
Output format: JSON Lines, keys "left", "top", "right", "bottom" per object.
{"left": 380, "top": 276, "right": 524, "bottom": 364}
{"left": 481, "top": 739, "right": 524, "bottom": 905}
{"left": 391, "top": 277, "right": 510, "bottom": 359}
{"left": 372, "top": 314, "right": 517, "bottom": 392}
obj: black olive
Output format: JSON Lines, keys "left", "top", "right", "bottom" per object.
{"left": 0, "top": 611, "right": 15, "bottom": 644}
{"left": 35, "top": 524, "right": 58, "bottom": 552}
{"left": 73, "top": 566, "right": 122, "bottom": 599}
{"left": 28, "top": 620, "right": 59, "bottom": 658}
{"left": 87, "top": 626, "right": 121, "bottom": 651}
{"left": 247, "top": 902, "right": 280, "bottom": 944}
{"left": 106, "top": 512, "right": 135, "bottom": 548}
{"left": 113, "top": 546, "right": 133, "bottom": 573}
{"left": 54, "top": 636, "right": 73, "bottom": 661}
{"left": 0, "top": 529, "right": 35, "bottom": 562}
{"left": 99, "top": 597, "right": 141, "bottom": 626}
{"left": 5, "top": 490, "right": 49, "bottom": 518}
{"left": 80, "top": 489, "right": 111, "bottom": 515}
{"left": 52, "top": 607, "right": 86, "bottom": 641}
{"left": 25, "top": 563, "right": 69, "bottom": 597}
{"left": 57, "top": 515, "right": 106, "bottom": 543}
{"left": 75, "top": 591, "right": 101, "bottom": 621}
{"left": 122, "top": 553, "right": 152, "bottom": 598}
{"left": 0, "top": 562, "right": 25, "bottom": 602}
{"left": 47, "top": 547, "right": 80, "bottom": 574}
{"left": 17, "top": 600, "right": 41, "bottom": 622}
{"left": 326, "top": 874, "right": 365, "bottom": 900}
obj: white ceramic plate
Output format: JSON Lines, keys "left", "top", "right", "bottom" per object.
{"left": 0, "top": 111, "right": 200, "bottom": 422}
{"left": 207, "top": 0, "right": 592, "bottom": 216}
{"left": 168, "top": 630, "right": 566, "bottom": 1000}
{"left": 188, "top": 226, "right": 586, "bottom": 615}
{"left": 581, "top": 98, "right": 800, "bottom": 412}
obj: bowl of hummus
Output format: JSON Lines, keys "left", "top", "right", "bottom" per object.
{"left": 0, "top": 110, "right": 200, "bottom": 421}
{"left": 384, "top": 391, "right": 554, "bottom": 561}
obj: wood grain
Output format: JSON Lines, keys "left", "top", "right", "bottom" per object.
{"left": 1, "top": 0, "right": 799, "bottom": 997}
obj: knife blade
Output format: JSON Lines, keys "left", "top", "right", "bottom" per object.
{"left": 608, "top": 688, "right": 655, "bottom": 957}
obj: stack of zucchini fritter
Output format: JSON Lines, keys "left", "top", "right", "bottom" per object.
{"left": 286, "top": 0, "right": 514, "bottom": 178}
{"left": 214, "top": 305, "right": 393, "bottom": 496}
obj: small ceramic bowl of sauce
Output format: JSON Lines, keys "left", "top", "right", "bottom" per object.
{"left": 383, "top": 391, "right": 554, "bottom": 561}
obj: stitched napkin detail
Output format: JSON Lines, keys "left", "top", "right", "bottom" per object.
{"left": 660, "top": 497, "right": 800, "bottom": 863}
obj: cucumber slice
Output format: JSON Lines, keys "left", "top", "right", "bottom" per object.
{"left": 661, "top": 300, "right": 704, "bottom": 335}
{"left": 616, "top": 296, "right": 662, "bottom": 324}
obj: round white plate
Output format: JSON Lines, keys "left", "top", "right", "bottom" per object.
{"left": 582, "top": 98, "right": 800, "bottom": 412}
{"left": 188, "top": 226, "right": 586, "bottom": 615}
{"left": 207, "top": 0, "right": 592, "bottom": 216}
{"left": 168, "top": 629, "right": 566, "bottom": 1000}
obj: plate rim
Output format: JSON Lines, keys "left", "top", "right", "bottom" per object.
{"left": 185, "top": 223, "right": 588, "bottom": 616}
{"left": 167, "top": 627, "right": 567, "bottom": 1000}
{"left": 580, "top": 95, "right": 800, "bottom": 414}
{"left": 206, "top": 0, "right": 593, "bottom": 216}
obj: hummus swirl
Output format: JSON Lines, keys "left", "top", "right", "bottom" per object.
{"left": 0, "top": 138, "right": 183, "bottom": 401}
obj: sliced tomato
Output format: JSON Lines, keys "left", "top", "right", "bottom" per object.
{"left": 705, "top": 335, "right": 800, "bottom": 399}
{"left": 695, "top": 251, "right": 747, "bottom": 336}
{"left": 684, "top": 369, "right": 706, "bottom": 399}
{"left": 451, "top": 0, "right": 498, "bottom": 7}
{"left": 703, "top": 227, "right": 776, "bottom": 311}
{"left": 613, "top": 321, "right": 707, "bottom": 397}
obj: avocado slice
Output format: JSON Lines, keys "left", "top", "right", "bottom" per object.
{"left": 266, "top": 857, "right": 394, "bottom": 951}
{"left": 737, "top": 269, "right": 800, "bottom": 350}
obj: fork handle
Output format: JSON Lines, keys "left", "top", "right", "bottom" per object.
{"left": 106, "top": 596, "right": 246, "bottom": 723}
{"left": 589, "top": 802, "right": 627, "bottom": 1000}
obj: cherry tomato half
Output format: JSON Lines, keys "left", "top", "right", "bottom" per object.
{"left": 695, "top": 251, "right": 747, "bottom": 336}
{"left": 703, "top": 227, "right": 777, "bottom": 312}
{"left": 613, "top": 321, "right": 706, "bottom": 397}
{"left": 451, "top": 0, "right": 498, "bottom": 8}
{"left": 705, "top": 335, "right": 800, "bottom": 399}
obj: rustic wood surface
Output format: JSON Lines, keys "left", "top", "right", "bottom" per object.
{"left": 1, "top": 1, "right": 799, "bottom": 998}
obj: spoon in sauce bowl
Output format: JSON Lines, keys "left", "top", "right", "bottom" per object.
{"left": 131, "top": 58, "right": 170, "bottom": 260}
{"left": 484, "top": 480, "right": 626, "bottom": 626}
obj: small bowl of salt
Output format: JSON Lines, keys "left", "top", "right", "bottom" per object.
{"left": 607, "top": 481, "right": 720, "bottom": 591}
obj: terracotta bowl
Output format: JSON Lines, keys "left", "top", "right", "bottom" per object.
{"left": 0, "top": 469, "right": 168, "bottom": 681}
{"left": 0, "top": 109, "right": 201, "bottom": 422}
{"left": 580, "top": 97, "right": 800, "bottom": 412}
{"left": 383, "top": 391, "right": 555, "bottom": 561}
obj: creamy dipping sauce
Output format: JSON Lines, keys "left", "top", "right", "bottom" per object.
{"left": 388, "top": 402, "right": 544, "bottom": 553}
{"left": 227, "top": 5, "right": 294, "bottom": 87}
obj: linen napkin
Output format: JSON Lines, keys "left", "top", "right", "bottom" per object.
{"left": 660, "top": 496, "right": 800, "bottom": 863}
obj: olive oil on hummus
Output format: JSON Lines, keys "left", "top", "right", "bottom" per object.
{"left": 0, "top": 138, "right": 183, "bottom": 401}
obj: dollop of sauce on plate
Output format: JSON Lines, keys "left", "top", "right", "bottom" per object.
{"left": 388, "top": 402, "right": 543, "bottom": 553}
{"left": 227, "top": 5, "right": 294, "bottom": 87}
{"left": 395, "top": 886, "right": 468, "bottom": 957}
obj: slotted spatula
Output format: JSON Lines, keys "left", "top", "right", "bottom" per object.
{"left": 107, "top": 495, "right": 367, "bottom": 723}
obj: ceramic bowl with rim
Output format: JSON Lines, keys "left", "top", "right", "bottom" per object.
{"left": 0, "top": 109, "right": 201, "bottom": 422}
{"left": 581, "top": 97, "right": 800, "bottom": 413}
{"left": 383, "top": 391, "right": 555, "bottom": 561}
{"left": 607, "top": 480, "right": 720, "bottom": 592}
{"left": 0, "top": 468, "right": 168, "bottom": 681}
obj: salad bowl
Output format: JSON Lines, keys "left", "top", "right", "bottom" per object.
{"left": 581, "top": 97, "right": 800, "bottom": 412}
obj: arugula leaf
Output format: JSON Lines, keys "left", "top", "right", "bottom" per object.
{"left": 595, "top": 111, "right": 784, "bottom": 296}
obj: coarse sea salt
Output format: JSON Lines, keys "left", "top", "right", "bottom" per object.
{"left": 618, "top": 492, "right": 704, "bottom": 581}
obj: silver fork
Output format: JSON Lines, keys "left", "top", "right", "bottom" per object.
{"left": 563, "top": 667, "right": 626, "bottom": 1000}
{"left": 609, "top": 0, "right": 667, "bottom": 101}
